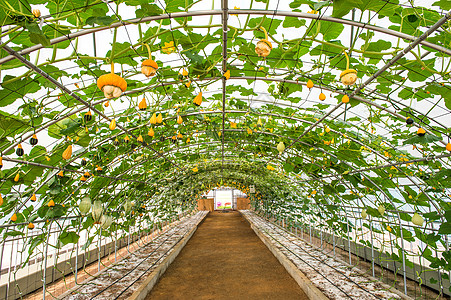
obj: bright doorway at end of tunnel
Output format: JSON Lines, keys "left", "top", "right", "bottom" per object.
{"left": 215, "top": 190, "right": 232, "bottom": 210}
{"left": 200, "top": 188, "right": 249, "bottom": 211}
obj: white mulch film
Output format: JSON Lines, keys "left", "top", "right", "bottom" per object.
{"left": 64, "top": 211, "right": 208, "bottom": 300}
{"left": 241, "top": 210, "right": 403, "bottom": 300}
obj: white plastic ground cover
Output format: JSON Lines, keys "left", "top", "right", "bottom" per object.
{"left": 241, "top": 210, "right": 405, "bottom": 300}
{"left": 63, "top": 211, "right": 208, "bottom": 300}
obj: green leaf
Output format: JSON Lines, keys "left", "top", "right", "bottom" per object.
{"left": 332, "top": 0, "right": 363, "bottom": 18}
{"left": 403, "top": 134, "right": 441, "bottom": 145}
{"left": 433, "top": 0, "right": 451, "bottom": 10}
{"left": 86, "top": 16, "right": 117, "bottom": 26}
{"left": 59, "top": 231, "right": 80, "bottom": 245}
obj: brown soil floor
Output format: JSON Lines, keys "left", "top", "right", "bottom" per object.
{"left": 147, "top": 211, "right": 308, "bottom": 300}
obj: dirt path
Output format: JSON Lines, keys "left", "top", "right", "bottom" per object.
{"left": 146, "top": 211, "right": 308, "bottom": 300}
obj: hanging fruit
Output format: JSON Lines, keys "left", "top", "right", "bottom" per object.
{"left": 28, "top": 222, "right": 35, "bottom": 230}
{"left": 255, "top": 27, "right": 272, "bottom": 57}
{"left": 79, "top": 197, "right": 91, "bottom": 214}
{"left": 62, "top": 144, "right": 72, "bottom": 160}
{"left": 109, "top": 119, "right": 116, "bottom": 130}
{"left": 32, "top": 9, "right": 41, "bottom": 18}
{"left": 84, "top": 111, "right": 92, "bottom": 122}
{"left": 307, "top": 80, "right": 314, "bottom": 89}
{"left": 150, "top": 113, "right": 157, "bottom": 124}
{"left": 80, "top": 175, "right": 87, "bottom": 181}
{"left": 417, "top": 128, "right": 426, "bottom": 136}
{"left": 81, "top": 158, "right": 87, "bottom": 166}
{"left": 406, "top": 117, "right": 414, "bottom": 125}
{"left": 124, "top": 136, "right": 130, "bottom": 143}
{"left": 378, "top": 204, "right": 385, "bottom": 216}
{"left": 100, "top": 215, "right": 113, "bottom": 229}
{"left": 138, "top": 98, "right": 147, "bottom": 110}
{"left": 113, "top": 138, "right": 120, "bottom": 146}
{"left": 0, "top": 156, "right": 2, "bottom": 169}
{"left": 257, "top": 117, "right": 262, "bottom": 127}
{"left": 447, "top": 143, "right": 451, "bottom": 151}
{"left": 157, "top": 113, "right": 163, "bottom": 123}
{"left": 340, "top": 51, "right": 358, "bottom": 85}
{"left": 84, "top": 171, "right": 90, "bottom": 178}
{"left": 148, "top": 128, "right": 154, "bottom": 137}
{"left": 319, "top": 93, "right": 326, "bottom": 101}
{"left": 30, "top": 134, "right": 38, "bottom": 146}
{"left": 92, "top": 201, "right": 103, "bottom": 224}
{"left": 30, "top": 194, "right": 37, "bottom": 202}
{"left": 96, "top": 61, "right": 127, "bottom": 99}
{"left": 193, "top": 92, "right": 203, "bottom": 106}
{"left": 223, "top": 70, "right": 230, "bottom": 80}
{"left": 16, "top": 144, "right": 24, "bottom": 156}
{"left": 57, "top": 170, "right": 64, "bottom": 177}
{"left": 124, "top": 200, "right": 133, "bottom": 213}
{"left": 342, "top": 95, "right": 350, "bottom": 103}
{"left": 277, "top": 141, "right": 285, "bottom": 154}
{"left": 137, "top": 135, "right": 144, "bottom": 143}
{"left": 14, "top": 173, "right": 20, "bottom": 182}
{"left": 411, "top": 212, "right": 424, "bottom": 226}
{"left": 0, "top": 194, "right": 3, "bottom": 206}
{"left": 104, "top": 101, "right": 110, "bottom": 107}
{"left": 48, "top": 200, "right": 55, "bottom": 207}
{"left": 96, "top": 166, "right": 103, "bottom": 172}
{"left": 11, "top": 213, "right": 17, "bottom": 222}
{"left": 171, "top": 136, "right": 177, "bottom": 144}
{"left": 141, "top": 44, "right": 159, "bottom": 77}
{"left": 177, "top": 115, "right": 183, "bottom": 125}
{"left": 361, "top": 209, "right": 367, "bottom": 219}
{"left": 184, "top": 80, "right": 191, "bottom": 88}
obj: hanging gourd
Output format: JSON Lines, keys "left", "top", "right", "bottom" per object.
{"left": 177, "top": 132, "right": 183, "bottom": 139}
{"left": 104, "top": 101, "right": 110, "bottom": 107}
{"left": 92, "top": 201, "right": 103, "bottom": 224}
{"left": 0, "top": 156, "right": 2, "bottom": 169}
{"left": 150, "top": 113, "right": 157, "bottom": 124}
{"left": 447, "top": 143, "right": 451, "bottom": 151}
{"left": 378, "top": 204, "right": 385, "bottom": 216}
{"left": 342, "top": 95, "right": 350, "bottom": 103}
{"left": 30, "top": 134, "right": 38, "bottom": 146}
{"left": 417, "top": 128, "right": 426, "bottom": 136}
{"left": 79, "top": 197, "right": 91, "bottom": 214}
{"left": 171, "top": 136, "right": 177, "bottom": 144}
{"left": 255, "top": 27, "right": 272, "bottom": 57}
{"left": 62, "top": 144, "right": 72, "bottom": 160}
{"left": 81, "top": 158, "right": 87, "bottom": 166}
{"left": 11, "top": 213, "right": 17, "bottom": 222}
{"left": 406, "top": 117, "right": 414, "bottom": 125}
{"left": 84, "top": 171, "right": 90, "bottom": 178}
{"left": 184, "top": 80, "right": 191, "bottom": 88}
{"left": 319, "top": 93, "right": 326, "bottom": 101}
{"left": 257, "top": 117, "right": 262, "bottom": 127}
{"left": 84, "top": 111, "right": 92, "bottom": 122}
{"left": 16, "top": 144, "right": 24, "bottom": 156}
{"left": 97, "top": 61, "right": 127, "bottom": 99}
{"left": 138, "top": 98, "right": 147, "bottom": 110}
{"left": 137, "top": 135, "right": 144, "bottom": 143}
{"left": 100, "top": 215, "right": 113, "bottom": 229}
{"left": 277, "top": 141, "right": 285, "bottom": 154}
{"left": 340, "top": 51, "right": 358, "bottom": 86}
{"left": 0, "top": 194, "right": 3, "bottom": 206}
{"left": 177, "top": 115, "right": 183, "bottom": 125}
{"left": 28, "top": 222, "right": 35, "bottom": 230}
{"left": 48, "top": 200, "right": 55, "bottom": 207}
{"left": 109, "top": 119, "right": 116, "bottom": 131}
{"left": 96, "top": 165, "right": 103, "bottom": 173}
{"left": 193, "top": 92, "right": 203, "bottom": 106}
{"left": 148, "top": 128, "right": 154, "bottom": 137}
{"left": 307, "top": 80, "right": 314, "bottom": 89}
{"left": 141, "top": 44, "right": 159, "bottom": 77}
{"left": 30, "top": 194, "right": 36, "bottom": 202}
{"left": 124, "top": 136, "right": 131, "bottom": 143}
{"left": 157, "top": 113, "right": 163, "bottom": 124}
{"left": 223, "top": 70, "right": 230, "bottom": 80}
{"left": 80, "top": 175, "right": 87, "bottom": 181}
{"left": 57, "top": 170, "right": 64, "bottom": 177}
{"left": 124, "top": 200, "right": 133, "bottom": 213}
{"left": 411, "top": 213, "right": 424, "bottom": 226}
{"left": 14, "top": 173, "right": 20, "bottom": 182}
{"left": 361, "top": 209, "right": 367, "bottom": 219}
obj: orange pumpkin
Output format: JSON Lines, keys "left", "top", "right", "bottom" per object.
{"left": 97, "top": 62, "right": 127, "bottom": 99}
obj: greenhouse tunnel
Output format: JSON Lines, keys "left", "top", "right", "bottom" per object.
{"left": 0, "top": 0, "right": 450, "bottom": 299}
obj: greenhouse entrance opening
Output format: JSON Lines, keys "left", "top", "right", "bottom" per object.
{"left": 215, "top": 189, "right": 232, "bottom": 210}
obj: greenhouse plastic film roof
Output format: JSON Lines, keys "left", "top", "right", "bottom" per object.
{"left": 0, "top": 0, "right": 451, "bottom": 297}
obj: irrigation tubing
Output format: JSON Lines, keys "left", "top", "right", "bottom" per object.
{"left": 88, "top": 212, "right": 205, "bottom": 299}
{"left": 251, "top": 213, "right": 385, "bottom": 299}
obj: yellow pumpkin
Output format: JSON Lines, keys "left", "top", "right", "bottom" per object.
{"left": 177, "top": 115, "right": 183, "bottom": 124}
{"left": 11, "top": 213, "right": 17, "bottom": 222}
{"left": 138, "top": 98, "right": 147, "bottom": 110}
{"left": 28, "top": 222, "right": 35, "bottom": 230}
{"left": 141, "top": 59, "right": 158, "bottom": 77}
{"left": 150, "top": 113, "right": 157, "bottom": 124}
{"left": 109, "top": 119, "right": 116, "bottom": 130}
{"left": 48, "top": 200, "right": 55, "bottom": 207}
{"left": 193, "top": 92, "right": 203, "bottom": 106}
{"left": 307, "top": 80, "right": 314, "bottom": 89}
{"left": 157, "top": 113, "right": 163, "bottom": 123}
{"left": 148, "top": 128, "right": 154, "bottom": 137}
{"left": 96, "top": 62, "right": 127, "bottom": 99}
{"left": 255, "top": 27, "right": 272, "bottom": 57}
